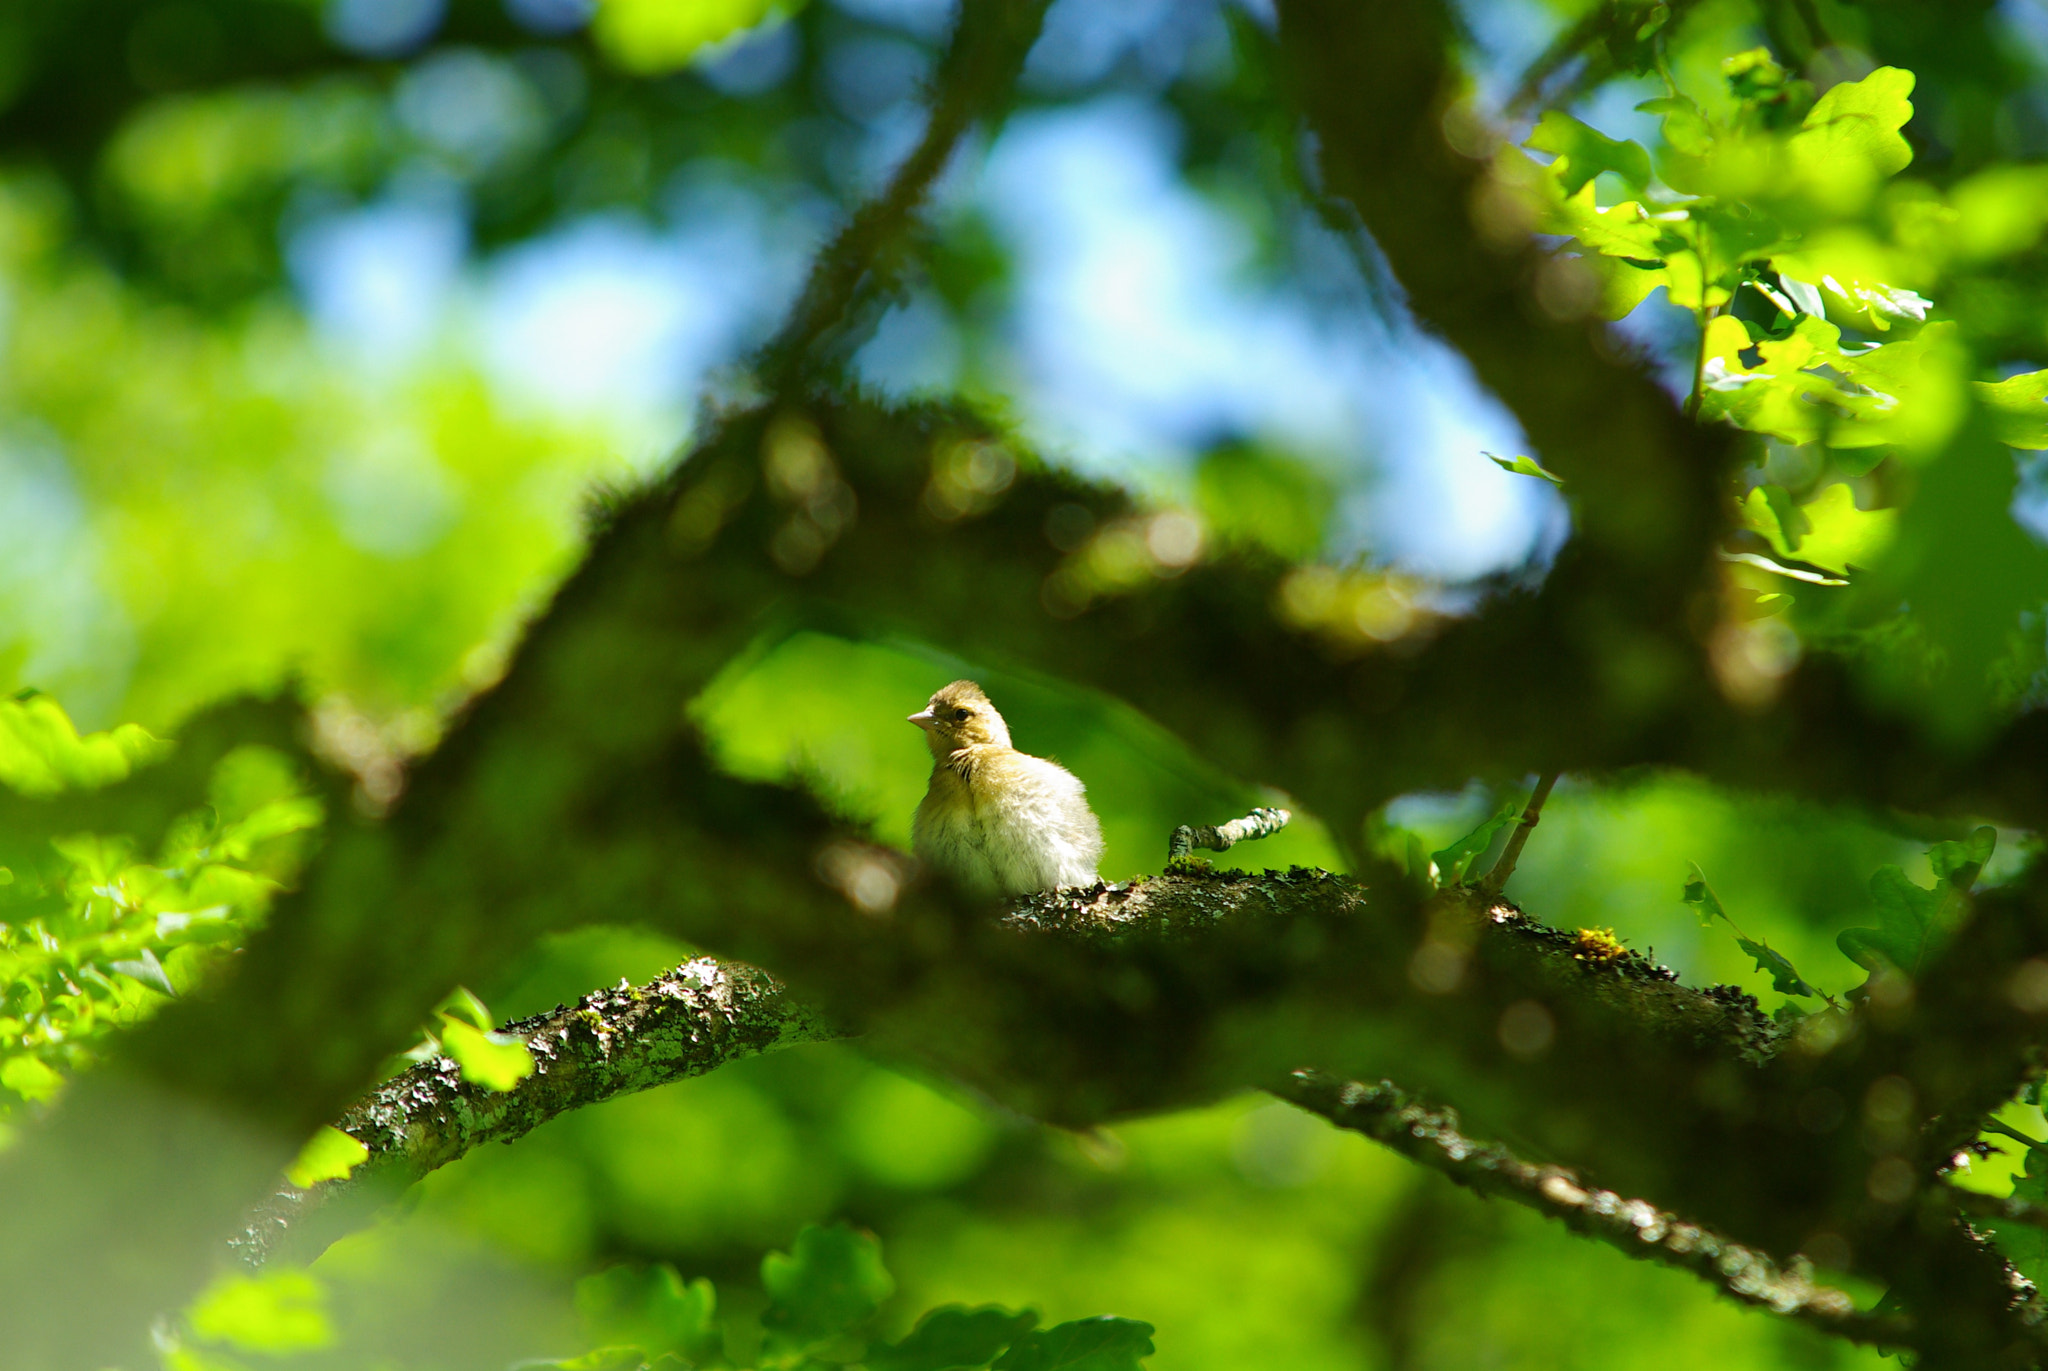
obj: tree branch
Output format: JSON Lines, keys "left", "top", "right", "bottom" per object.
{"left": 751, "top": 0, "right": 1053, "bottom": 387}
{"left": 1167, "top": 806, "right": 1292, "bottom": 862}
{"left": 1272, "top": 1070, "right": 1909, "bottom": 1348}
{"left": 232, "top": 854, "right": 2048, "bottom": 1369}
{"left": 251, "top": 869, "right": 1791, "bottom": 1273}
{"left": 1476, "top": 773, "right": 1557, "bottom": 897}
{"left": 233, "top": 959, "right": 842, "bottom": 1268}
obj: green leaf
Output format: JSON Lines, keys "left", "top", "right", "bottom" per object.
{"left": 531, "top": 1349, "right": 650, "bottom": 1371}
{"left": 593, "top": 0, "right": 795, "bottom": 76}
{"left": 439, "top": 1019, "right": 536, "bottom": 1092}
{"left": 186, "top": 1270, "right": 333, "bottom": 1354}
{"left": 871, "top": 1305, "right": 1040, "bottom": 1371}
{"left": 1734, "top": 936, "right": 1820, "bottom": 998}
{"left": 1790, "top": 66, "right": 1916, "bottom": 185}
{"left": 50, "top": 832, "right": 135, "bottom": 884}
{"left": 1932, "top": 824, "right": 1999, "bottom": 883}
{"left": 1738, "top": 483, "right": 1898, "bottom": 576}
{"left": 0, "top": 1054, "right": 62, "bottom": 1103}
{"left": 1759, "top": 484, "right": 1809, "bottom": 552}
{"left": 576, "top": 1264, "right": 719, "bottom": 1363}
{"left": 1428, "top": 798, "right": 1521, "bottom": 887}
{"left": 0, "top": 695, "right": 169, "bottom": 798}
{"left": 1680, "top": 862, "right": 1728, "bottom": 927}
{"left": 108, "top": 946, "right": 176, "bottom": 998}
{"left": 1526, "top": 111, "right": 1653, "bottom": 195}
{"left": 285, "top": 1126, "right": 368, "bottom": 1188}
{"left": 436, "top": 985, "right": 497, "bottom": 1032}
{"left": 1853, "top": 423, "right": 2048, "bottom": 735}
{"left": 1986, "top": 1137, "right": 2048, "bottom": 1285}
{"left": 1978, "top": 368, "right": 2048, "bottom": 449}
{"left": 761, "top": 1222, "right": 894, "bottom": 1349}
{"left": 1638, "top": 94, "right": 1714, "bottom": 158}
{"left": 1483, "top": 452, "right": 1564, "bottom": 486}
{"left": 1837, "top": 827, "right": 1995, "bottom": 977}
{"left": 991, "top": 1317, "right": 1155, "bottom": 1371}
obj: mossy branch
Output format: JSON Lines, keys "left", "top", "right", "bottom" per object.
{"left": 234, "top": 960, "right": 842, "bottom": 1268}
{"left": 1271, "top": 1070, "right": 1909, "bottom": 1349}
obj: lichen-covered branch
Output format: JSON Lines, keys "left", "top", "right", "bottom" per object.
{"left": 1272, "top": 1070, "right": 1909, "bottom": 1348}
{"left": 240, "top": 866, "right": 2047, "bottom": 1365}
{"left": 1167, "top": 806, "right": 1292, "bottom": 862}
{"left": 233, "top": 959, "right": 841, "bottom": 1268}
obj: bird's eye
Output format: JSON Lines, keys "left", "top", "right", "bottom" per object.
{"left": 953, "top": 708, "right": 971, "bottom": 722}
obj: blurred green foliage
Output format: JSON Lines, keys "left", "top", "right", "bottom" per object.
{"left": 5, "top": 0, "right": 2048, "bottom": 1366}
{"left": 0, "top": 695, "right": 319, "bottom": 1115}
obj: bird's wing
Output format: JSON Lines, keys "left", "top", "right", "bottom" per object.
{"left": 980, "top": 752, "right": 1103, "bottom": 888}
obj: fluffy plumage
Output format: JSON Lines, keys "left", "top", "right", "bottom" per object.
{"left": 908, "top": 681, "right": 1104, "bottom": 896}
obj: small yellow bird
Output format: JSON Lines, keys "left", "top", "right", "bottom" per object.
{"left": 908, "top": 680, "right": 1105, "bottom": 896}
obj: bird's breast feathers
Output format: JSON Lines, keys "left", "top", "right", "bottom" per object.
{"left": 912, "top": 746, "right": 1104, "bottom": 896}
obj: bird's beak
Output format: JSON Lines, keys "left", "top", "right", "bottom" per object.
{"left": 907, "top": 708, "right": 935, "bottom": 729}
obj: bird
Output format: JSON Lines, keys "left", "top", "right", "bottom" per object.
{"left": 908, "top": 680, "right": 1104, "bottom": 897}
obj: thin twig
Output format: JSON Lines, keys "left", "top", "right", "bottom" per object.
{"left": 1502, "top": 0, "right": 1708, "bottom": 119}
{"left": 1686, "top": 301, "right": 1719, "bottom": 421}
{"left": 1273, "top": 1071, "right": 1908, "bottom": 1349}
{"left": 1984, "top": 1118, "right": 2048, "bottom": 1154}
{"left": 1478, "top": 773, "right": 1558, "bottom": 897}
{"left": 1167, "top": 806, "right": 1293, "bottom": 862}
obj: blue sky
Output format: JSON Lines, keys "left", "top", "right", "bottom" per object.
{"left": 286, "top": 0, "right": 1568, "bottom": 580}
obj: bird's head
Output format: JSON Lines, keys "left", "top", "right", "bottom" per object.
{"left": 908, "top": 680, "right": 1012, "bottom": 757}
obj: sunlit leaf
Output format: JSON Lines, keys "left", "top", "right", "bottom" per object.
{"left": 1483, "top": 452, "right": 1564, "bottom": 486}
{"left": 285, "top": 1125, "right": 369, "bottom": 1188}
{"left": 108, "top": 947, "right": 176, "bottom": 998}
{"left": 1738, "top": 484, "right": 1897, "bottom": 575}
{"left": 439, "top": 1020, "right": 536, "bottom": 1092}
{"left": 1978, "top": 369, "right": 2048, "bottom": 449}
{"left": 0, "top": 1055, "right": 61, "bottom": 1103}
{"left": 186, "top": 1270, "right": 333, "bottom": 1354}
{"left": 1788, "top": 66, "right": 1916, "bottom": 191}
{"left": 0, "top": 696, "right": 168, "bottom": 798}
{"left": 1526, "top": 111, "right": 1653, "bottom": 195}
{"left": 593, "top": 0, "right": 797, "bottom": 75}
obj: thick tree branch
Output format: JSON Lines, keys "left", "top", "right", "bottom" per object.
{"left": 233, "top": 958, "right": 842, "bottom": 1268}
{"left": 233, "top": 856, "right": 2048, "bottom": 1370}
{"left": 8, "top": 3, "right": 2048, "bottom": 1363}
{"left": 0, "top": 0, "right": 1057, "bottom": 1352}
